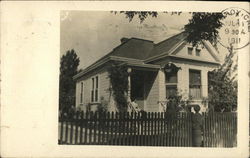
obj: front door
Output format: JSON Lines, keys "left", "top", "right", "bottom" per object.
{"left": 131, "top": 70, "right": 145, "bottom": 110}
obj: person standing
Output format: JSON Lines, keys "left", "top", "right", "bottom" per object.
{"left": 191, "top": 105, "right": 203, "bottom": 147}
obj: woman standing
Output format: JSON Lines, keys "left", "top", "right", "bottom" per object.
{"left": 191, "top": 105, "right": 204, "bottom": 147}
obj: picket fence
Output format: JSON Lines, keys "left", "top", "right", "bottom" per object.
{"left": 58, "top": 111, "right": 237, "bottom": 147}
{"left": 203, "top": 112, "right": 237, "bottom": 147}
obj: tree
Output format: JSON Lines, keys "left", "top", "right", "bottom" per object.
{"left": 108, "top": 62, "right": 129, "bottom": 112}
{"left": 184, "top": 12, "right": 225, "bottom": 47}
{"left": 208, "top": 45, "right": 237, "bottom": 112}
{"left": 59, "top": 49, "right": 80, "bottom": 113}
{"left": 116, "top": 11, "right": 225, "bottom": 47}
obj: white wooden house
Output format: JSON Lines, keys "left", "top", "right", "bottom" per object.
{"left": 73, "top": 32, "right": 221, "bottom": 112}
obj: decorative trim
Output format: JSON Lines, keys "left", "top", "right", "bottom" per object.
{"left": 144, "top": 39, "right": 186, "bottom": 63}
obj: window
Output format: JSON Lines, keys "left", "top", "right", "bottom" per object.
{"left": 80, "top": 82, "right": 83, "bottom": 103}
{"left": 189, "top": 70, "right": 201, "bottom": 99}
{"left": 95, "top": 76, "right": 98, "bottom": 102}
{"left": 91, "top": 76, "right": 99, "bottom": 102}
{"left": 188, "top": 47, "right": 193, "bottom": 55}
{"left": 91, "top": 78, "right": 94, "bottom": 102}
{"left": 196, "top": 48, "right": 201, "bottom": 56}
{"left": 165, "top": 71, "right": 178, "bottom": 98}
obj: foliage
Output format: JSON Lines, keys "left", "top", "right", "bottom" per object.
{"left": 59, "top": 49, "right": 80, "bottom": 113}
{"left": 208, "top": 46, "right": 237, "bottom": 112}
{"left": 184, "top": 12, "right": 225, "bottom": 47}
{"left": 113, "top": 11, "right": 158, "bottom": 23}
{"left": 97, "top": 96, "right": 108, "bottom": 113}
{"left": 166, "top": 91, "right": 191, "bottom": 113}
{"left": 108, "top": 62, "right": 129, "bottom": 112}
{"left": 116, "top": 11, "right": 225, "bottom": 47}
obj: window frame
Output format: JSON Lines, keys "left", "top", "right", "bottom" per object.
{"left": 165, "top": 70, "right": 178, "bottom": 98}
{"left": 91, "top": 75, "right": 99, "bottom": 103}
{"left": 80, "top": 82, "right": 84, "bottom": 104}
{"left": 195, "top": 48, "right": 201, "bottom": 56}
{"left": 189, "top": 69, "right": 202, "bottom": 99}
{"left": 188, "top": 47, "right": 193, "bottom": 55}
{"left": 95, "top": 76, "right": 99, "bottom": 102}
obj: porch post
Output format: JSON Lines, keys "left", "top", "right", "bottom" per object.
{"left": 159, "top": 69, "right": 166, "bottom": 112}
{"left": 127, "top": 68, "right": 132, "bottom": 101}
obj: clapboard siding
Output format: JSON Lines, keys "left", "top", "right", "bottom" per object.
{"left": 75, "top": 68, "right": 111, "bottom": 111}
{"left": 144, "top": 72, "right": 160, "bottom": 112}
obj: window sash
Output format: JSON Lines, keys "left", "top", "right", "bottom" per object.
{"left": 91, "top": 76, "right": 99, "bottom": 102}
{"left": 189, "top": 85, "right": 201, "bottom": 99}
{"left": 189, "top": 70, "right": 201, "bottom": 85}
{"left": 91, "top": 90, "right": 94, "bottom": 102}
{"left": 165, "top": 70, "right": 178, "bottom": 98}
{"left": 165, "top": 71, "right": 178, "bottom": 84}
{"left": 189, "top": 70, "right": 201, "bottom": 99}
{"left": 196, "top": 48, "right": 201, "bottom": 56}
{"left": 166, "top": 85, "right": 177, "bottom": 98}
{"left": 188, "top": 47, "right": 193, "bottom": 55}
{"left": 95, "top": 76, "right": 98, "bottom": 102}
{"left": 80, "top": 82, "right": 83, "bottom": 103}
{"left": 96, "top": 76, "right": 98, "bottom": 88}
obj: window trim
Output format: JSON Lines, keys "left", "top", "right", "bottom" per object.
{"left": 90, "top": 75, "right": 99, "bottom": 103}
{"left": 165, "top": 70, "right": 178, "bottom": 98}
{"left": 95, "top": 76, "right": 99, "bottom": 102}
{"left": 188, "top": 47, "right": 193, "bottom": 55}
{"left": 80, "top": 82, "right": 84, "bottom": 104}
{"left": 195, "top": 48, "right": 201, "bottom": 56}
{"left": 189, "top": 69, "right": 202, "bottom": 99}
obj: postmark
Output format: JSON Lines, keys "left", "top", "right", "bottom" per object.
{"left": 219, "top": 7, "right": 250, "bottom": 50}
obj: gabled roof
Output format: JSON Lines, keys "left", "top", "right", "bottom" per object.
{"left": 109, "top": 37, "right": 154, "bottom": 60}
{"left": 73, "top": 32, "right": 220, "bottom": 80}
{"left": 146, "top": 32, "right": 188, "bottom": 59}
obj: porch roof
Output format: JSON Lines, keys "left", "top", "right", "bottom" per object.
{"left": 120, "top": 62, "right": 160, "bottom": 71}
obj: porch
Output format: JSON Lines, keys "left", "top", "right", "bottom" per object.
{"left": 125, "top": 62, "right": 209, "bottom": 112}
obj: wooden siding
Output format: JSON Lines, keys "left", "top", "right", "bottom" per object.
{"left": 144, "top": 72, "right": 160, "bottom": 112}
{"left": 173, "top": 43, "right": 218, "bottom": 63}
{"left": 75, "top": 69, "right": 112, "bottom": 111}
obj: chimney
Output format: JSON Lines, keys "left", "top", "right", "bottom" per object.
{"left": 120, "top": 37, "right": 129, "bottom": 43}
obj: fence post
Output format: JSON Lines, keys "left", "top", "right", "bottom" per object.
{"left": 93, "top": 112, "right": 97, "bottom": 145}
{"left": 84, "top": 112, "right": 89, "bottom": 144}
{"left": 106, "top": 112, "right": 110, "bottom": 145}
{"left": 69, "top": 115, "right": 74, "bottom": 144}
{"left": 64, "top": 116, "right": 68, "bottom": 144}
{"left": 126, "top": 112, "right": 130, "bottom": 146}
{"left": 160, "top": 112, "right": 164, "bottom": 146}
{"left": 59, "top": 114, "right": 64, "bottom": 144}
{"left": 79, "top": 111, "right": 84, "bottom": 144}
{"left": 75, "top": 111, "right": 79, "bottom": 144}
{"left": 101, "top": 112, "right": 106, "bottom": 145}
{"left": 110, "top": 112, "right": 114, "bottom": 145}
{"left": 113, "top": 112, "right": 118, "bottom": 145}
{"left": 97, "top": 112, "right": 101, "bottom": 145}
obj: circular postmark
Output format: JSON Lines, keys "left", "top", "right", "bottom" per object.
{"left": 219, "top": 7, "right": 249, "bottom": 50}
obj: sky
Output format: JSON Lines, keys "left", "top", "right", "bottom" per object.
{"left": 60, "top": 11, "right": 192, "bottom": 69}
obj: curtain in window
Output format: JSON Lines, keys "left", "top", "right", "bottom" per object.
{"left": 189, "top": 70, "right": 201, "bottom": 99}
